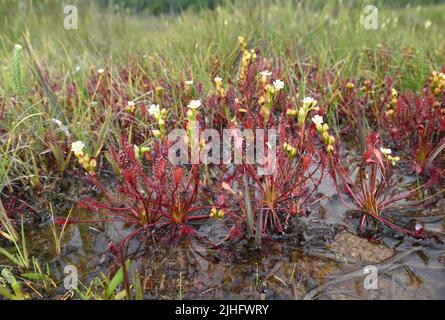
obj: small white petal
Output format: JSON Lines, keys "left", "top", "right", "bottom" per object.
{"left": 311, "top": 115, "right": 324, "bottom": 126}
{"left": 260, "top": 70, "right": 272, "bottom": 77}
{"left": 273, "top": 80, "right": 285, "bottom": 91}
{"left": 303, "top": 97, "right": 316, "bottom": 105}
{"left": 380, "top": 147, "right": 392, "bottom": 155}
{"left": 187, "top": 100, "right": 202, "bottom": 109}
{"left": 71, "top": 141, "right": 85, "bottom": 155}
{"left": 148, "top": 104, "right": 160, "bottom": 116}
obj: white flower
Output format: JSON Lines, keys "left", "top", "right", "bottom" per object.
{"left": 214, "top": 76, "right": 222, "bottom": 83}
{"left": 415, "top": 223, "right": 423, "bottom": 232}
{"left": 185, "top": 80, "right": 194, "bottom": 85}
{"left": 187, "top": 100, "right": 202, "bottom": 109}
{"left": 127, "top": 100, "right": 135, "bottom": 107}
{"left": 273, "top": 80, "right": 285, "bottom": 91}
{"left": 303, "top": 97, "right": 316, "bottom": 106}
{"left": 71, "top": 141, "right": 85, "bottom": 156}
{"left": 260, "top": 70, "right": 272, "bottom": 77}
{"left": 98, "top": 68, "right": 105, "bottom": 74}
{"left": 148, "top": 104, "right": 160, "bottom": 116}
{"left": 14, "top": 44, "right": 22, "bottom": 50}
{"left": 134, "top": 144, "right": 140, "bottom": 157}
{"left": 380, "top": 147, "right": 392, "bottom": 155}
{"left": 424, "top": 20, "right": 432, "bottom": 29}
{"left": 311, "top": 115, "right": 324, "bottom": 126}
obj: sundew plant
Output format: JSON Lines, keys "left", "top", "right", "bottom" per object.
{"left": 0, "top": 0, "right": 444, "bottom": 302}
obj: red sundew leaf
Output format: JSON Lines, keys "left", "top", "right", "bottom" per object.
{"left": 179, "top": 225, "right": 192, "bottom": 237}
{"left": 77, "top": 198, "right": 101, "bottom": 212}
{"left": 303, "top": 155, "right": 312, "bottom": 171}
{"left": 366, "top": 131, "right": 378, "bottom": 148}
{"left": 386, "top": 76, "right": 392, "bottom": 91}
{"left": 230, "top": 128, "right": 244, "bottom": 154}
{"left": 425, "top": 168, "right": 442, "bottom": 186}
{"left": 216, "top": 194, "right": 226, "bottom": 207}
{"left": 412, "top": 162, "right": 423, "bottom": 174}
{"left": 439, "top": 117, "right": 445, "bottom": 131}
{"left": 362, "top": 148, "right": 373, "bottom": 164}
{"left": 173, "top": 167, "right": 184, "bottom": 187}
{"left": 373, "top": 148, "right": 385, "bottom": 170}
{"left": 54, "top": 217, "right": 68, "bottom": 225}
{"left": 108, "top": 242, "right": 120, "bottom": 256}
{"left": 140, "top": 104, "right": 147, "bottom": 118}
{"left": 54, "top": 217, "right": 82, "bottom": 225}
{"left": 157, "top": 159, "right": 166, "bottom": 180}
{"left": 389, "top": 127, "right": 400, "bottom": 142}
{"left": 221, "top": 182, "right": 236, "bottom": 195}
{"left": 414, "top": 95, "right": 421, "bottom": 110}
{"left": 229, "top": 224, "right": 243, "bottom": 240}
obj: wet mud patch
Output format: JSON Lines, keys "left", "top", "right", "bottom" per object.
{"left": 1, "top": 167, "right": 444, "bottom": 300}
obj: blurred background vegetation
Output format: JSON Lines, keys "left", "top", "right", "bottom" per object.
{"left": 91, "top": 0, "right": 445, "bottom": 13}
{"left": 2, "top": 0, "right": 445, "bottom": 16}
{"left": 94, "top": 0, "right": 219, "bottom": 14}
{"left": 0, "top": 0, "right": 444, "bottom": 92}
{"left": 93, "top": 0, "right": 445, "bottom": 14}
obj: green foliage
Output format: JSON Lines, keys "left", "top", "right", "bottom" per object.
{"left": 12, "top": 44, "right": 25, "bottom": 95}
{"left": 0, "top": 268, "right": 27, "bottom": 300}
{"left": 0, "top": 219, "right": 30, "bottom": 270}
{"left": 96, "top": 0, "right": 218, "bottom": 14}
{"left": 75, "top": 259, "right": 132, "bottom": 300}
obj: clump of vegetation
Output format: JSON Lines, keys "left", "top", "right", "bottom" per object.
{"left": 331, "top": 132, "right": 426, "bottom": 238}
{"left": 64, "top": 137, "right": 214, "bottom": 245}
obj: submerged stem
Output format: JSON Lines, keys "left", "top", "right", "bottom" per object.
{"left": 243, "top": 171, "right": 254, "bottom": 239}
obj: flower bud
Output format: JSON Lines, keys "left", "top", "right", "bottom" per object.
{"left": 90, "top": 159, "right": 97, "bottom": 170}
{"left": 152, "top": 129, "right": 162, "bottom": 138}
{"left": 326, "top": 145, "right": 334, "bottom": 153}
